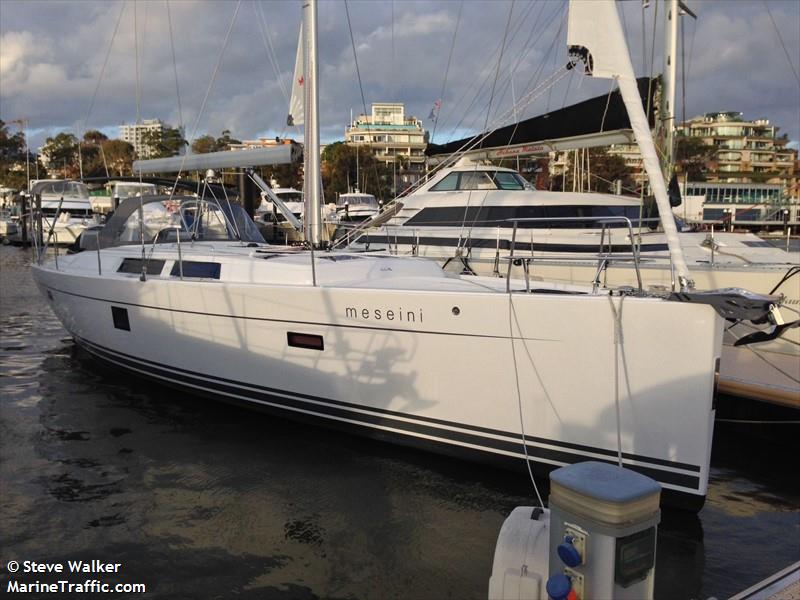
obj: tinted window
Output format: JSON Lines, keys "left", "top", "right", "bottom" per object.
{"left": 170, "top": 261, "right": 221, "bottom": 279}
{"left": 117, "top": 258, "right": 166, "bottom": 275}
{"left": 430, "top": 173, "right": 459, "bottom": 191}
{"left": 492, "top": 172, "right": 526, "bottom": 190}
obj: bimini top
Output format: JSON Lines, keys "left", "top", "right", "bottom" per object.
{"left": 98, "top": 195, "right": 265, "bottom": 248}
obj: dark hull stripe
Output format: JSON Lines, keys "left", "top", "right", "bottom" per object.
{"left": 74, "top": 335, "right": 700, "bottom": 473}
{"left": 75, "top": 336, "right": 701, "bottom": 491}
{"left": 353, "top": 235, "right": 669, "bottom": 254}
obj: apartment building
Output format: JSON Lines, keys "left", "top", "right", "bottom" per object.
{"left": 119, "top": 119, "right": 170, "bottom": 159}
{"left": 678, "top": 111, "right": 797, "bottom": 189}
{"left": 344, "top": 103, "right": 428, "bottom": 191}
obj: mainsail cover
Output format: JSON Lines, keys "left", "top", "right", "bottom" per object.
{"left": 425, "top": 77, "right": 657, "bottom": 157}
{"left": 287, "top": 28, "right": 304, "bottom": 127}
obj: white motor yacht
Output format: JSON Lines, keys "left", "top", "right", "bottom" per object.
{"left": 23, "top": 180, "right": 100, "bottom": 246}
{"left": 336, "top": 191, "right": 380, "bottom": 222}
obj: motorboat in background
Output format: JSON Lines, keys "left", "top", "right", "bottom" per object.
{"left": 336, "top": 191, "right": 380, "bottom": 222}
{"left": 16, "top": 180, "right": 102, "bottom": 246}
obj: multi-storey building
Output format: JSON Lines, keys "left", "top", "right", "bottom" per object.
{"left": 344, "top": 103, "right": 428, "bottom": 192}
{"left": 678, "top": 111, "right": 796, "bottom": 188}
{"left": 120, "top": 119, "right": 166, "bottom": 159}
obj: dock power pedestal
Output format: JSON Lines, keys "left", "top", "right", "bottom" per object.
{"left": 489, "top": 461, "right": 661, "bottom": 600}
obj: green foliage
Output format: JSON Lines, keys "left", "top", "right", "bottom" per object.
{"left": 0, "top": 120, "right": 33, "bottom": 189}
{"left": 140, "top": 127, "right": 187, "bottom": 159}
{"left": 42, "top": 132, "right": 80, "bottom": 178}
{"left": 190, "top": 130, "right": 242, "bottom": 154}
{"left": 100, "top": 140, "right": 135, "bottom": 177}
{"left": 675, "top": 136, "right": 714, "bottom": 181}
{"left": 83, "top": 130, "right": 108, "bottom": 144}
{"left": 321, "top": 141, "right": 393, "bottom": 199}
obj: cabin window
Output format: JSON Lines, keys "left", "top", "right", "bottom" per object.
{"left": 117, "top": 258, "right": 166, "bottom": 275}
{"left": 430, "top": 173, "right": 460, "bottom": 191}
{"left": 170, "top": 261, "right": 221, "bottom": 279}
{"left": 111, "top": 306, "right": 130, "bottom": 331}
{"left": 459, "top": 171, "right": 497, "bottom": 190}
{"left": 492, "top": 172, "right": 527, "bottom": 190}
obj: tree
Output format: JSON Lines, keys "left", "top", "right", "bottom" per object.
{"left": 675, "top": 136, "right": 714, "bottom": 181}
{"left": 190, "top": 130, "right": 242, "bottom": 154}
{"left": 83, "top": 130, "right": 108, "bottom": 145}
{"left": 0, "top": 120, "right": 33, "bottom": 189}
{"left": 41, "top": 132, "right": 80, "bottom": 178}
{"left": 321, "top": 141, "right": 393, "bottom": 199}
{"left": 100, "top": 140, "right": 135, "bottom": 176}
{"left": 140, "top": 127, "right": 187, "bottom": 159}
{"left": 191, "top": 135, "right": 218, "bottom": 155}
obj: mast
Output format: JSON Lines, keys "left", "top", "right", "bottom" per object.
{"left": 662, "top": 0, "right": 679, "bottom": 176}
{"left": 303, "top": 0, "right": 322, "bottom": 245}
{"left": 567, "top": 0, "right": 691, "bottom": 289}
{"left": 659, "top": 0, "right": 696, "bottom": 178}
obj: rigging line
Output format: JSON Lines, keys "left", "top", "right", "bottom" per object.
{"left": 559, "top": 67, "right": 575, "bottom": 110}
{"left": 391, "top": 0, "right": 395, "bottom": 94}
{"left": 685, "top": 14, "right": 697, "bottom": 89}
{"left": 543, "top": 4, "right": 569, "bottom": 113}
{"left": 430, "top": 0, "right": 463, "bottom": 145}
{"left": 253, "top": 3, "right": 298, "bottom": 140}
{"left": 82, "top": 1, "right": 125, "bottom": 136}
{"left": 599, "top": 79, "right": 616, "bottom": 133}
{"left": 439, "top": 0, "right": 539, "bottom": 140}
{"left": 507, "top": 294, "right": 545, "bottom": 508}
{"left": 166, "top": 0, "right": 184, "bottom": 129}
{"left": 478, "top": 0, "right": 552, "bottom": 167}
{"left": 644, "top": 0, "right": 658, "bottom": 129}
{"left": 478, "top": 0, "right": 548, "bottom": 132}
{"left": 344, "top": 0, "right": 382, "bottom": 199}
{"left": 466, "top": 0, "right": 538, "bottom": 132}
{"left": 134, "top": 0, "right": 140, "bottom": 124}
{"left": 641, "top": 1, "right": 646, "bottom": 74}
{"left": 167, "top": 0, "right": 242, "bottom": 200}
{"left": 762, "top": 0, "right": 800, "bottom": 85}
{"left": 254, "top": 2, "right": 291, "bottom": 108}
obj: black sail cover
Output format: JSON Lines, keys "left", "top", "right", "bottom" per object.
{"left": 426, "top": 77, "right": 659, "bottom": 157}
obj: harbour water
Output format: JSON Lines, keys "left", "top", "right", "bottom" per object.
{"left": 1, "top": 245, "right": 797, "bottom": 599}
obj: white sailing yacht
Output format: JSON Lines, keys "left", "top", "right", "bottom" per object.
{"left": 32, "top": 0, "right": 783, "bottom": 509}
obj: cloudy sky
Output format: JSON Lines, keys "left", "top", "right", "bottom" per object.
{"left": 1, "top": 0, "right": 798, "bottom": 153}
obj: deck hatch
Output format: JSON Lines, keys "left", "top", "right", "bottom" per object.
{"left": 170, "top": 261, "right": 221, "bottom": 279}
{"left": 111, "top": 306, "right": 130, "bottom": 331}
{"left": 117, "top": 258, "right": 166, "bottom": 275}
{"left": 287, "top": 332, "right": 324, "bottom": 351}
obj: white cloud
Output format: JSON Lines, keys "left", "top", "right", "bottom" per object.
{"left": 0, "top": 0, "right": 797, "bottom": 152}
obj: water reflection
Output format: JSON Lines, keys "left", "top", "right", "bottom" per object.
{"left": 1, "top": 246, "right": 798, "bottom": 600}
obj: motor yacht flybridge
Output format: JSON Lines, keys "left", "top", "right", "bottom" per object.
{"left": 32, "top": 0, "right": 785, "bottom": 509}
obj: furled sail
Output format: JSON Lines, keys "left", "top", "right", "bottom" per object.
{"left": 287, "top": 28, "right": 304, "bottom": 127}
{"left": 567, "top": 0, "right": 691, "bottom": 288}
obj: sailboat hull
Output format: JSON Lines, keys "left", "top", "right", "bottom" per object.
{"left": 33, "top": 254, "right": 722, "bottom": 509}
